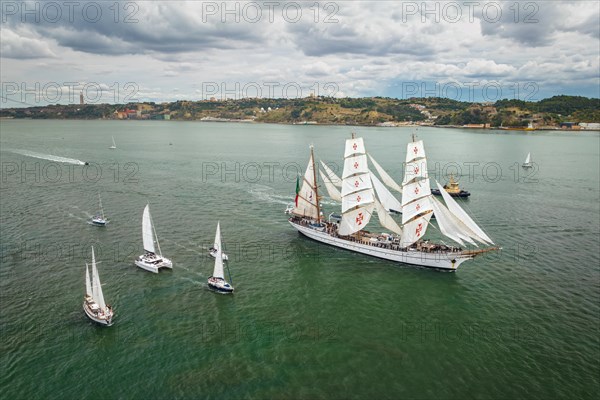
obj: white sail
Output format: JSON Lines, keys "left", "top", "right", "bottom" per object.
{"left": 342, "top": 154, "right": 369, "bottom": 179}
{"left": 525, "top": 152, "right": 531, "bottom": 164}
{"left": 212, "top": 222, "right": 225, "bottom": 279}
{"left": 370, "top": 172, "right": 402, "bottom": 213}
{"left": 374, "top": 199, "right": 402, "bottom": 235}
{"left": 342, "top": 189, "right": 376, "bottom": 213}
{"left": 339, "top": 138, "right": 376, "bottom": 236}
{"left": 430, "top": 196, "right": 478, "bottom": 246}
{"left": 85, "top": 263, "right": 92, "bottom": 297}
{"left": 142, "top": 204, "right": 156, "bottom": 254}
{"left": 401, "top": 213, "right": 433, "bottom": 247}
{"left": 319, "top": 170, "right": 342, "bottom": 202}
{"left": 368, "top": 154, "right": 402, "bottom": 193}
{"left": 320, "top": 161, "right": 342, "bottom": 188}
{"left": 401, "top": 196, "right": 433, "bottom": 224}
{"left": 401, "top": 178, "right": 432, "bottom": 207}
{"left": 436, "top": 181, "right": 493, "bottom": 244}
{"left": 341, "top": 173, "right": 373, "bottom": 197}
{"left": 400, "top": 138, "right": 433, "bottom": 241}
{"left": 339, "top": 204, "right": 375, "bottom": 236}
{"left": 91, "top": 247, "right": 106, "bottom": 310}
{"left": 344, "top": 137, "right": 366, "bottom": 158}
{"left": 292, "top": 152, "right": 319, "bottom": 219}
{"left": 406, "top": 140, "right": 426, "bottom": 163}
{"left": 98, "top": 194, "right": 105, "bottom": 219}
{"left": 402, "top": 159, "right": 428, "bottom": 185}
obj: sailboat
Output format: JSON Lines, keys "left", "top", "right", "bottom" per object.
{"left": 522, "top": 152, "right": 533, "bottom": 168}
{"left": 208, "top": 222, "right": 234, "bottom": 293}
{"left": 134, "top": 204, "right": 173, "bottom": 273}
{"left": 287, "top": 135, "right": 499, "bottom": 271}
{"left": 83, "top": 246, "right": 114, "bottom": 326}
{"left": 109, "top": 136, "right": 116, "bottom": 149}
{"left": 91, "top": 193, "right": 108, "bottom": 226}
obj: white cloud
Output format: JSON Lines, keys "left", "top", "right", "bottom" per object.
{"left": 1, "top": 1, "right": 598, "bottom": 103}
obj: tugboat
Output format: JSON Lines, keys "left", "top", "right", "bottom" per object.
{"left": 431, "top": 174, "right": 470, "bottom": 197}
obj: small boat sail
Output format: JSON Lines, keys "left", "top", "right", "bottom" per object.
{"left": 134, "top": 204, "right": 173, "bottom": 273}
{"left": 522, "top": 152, "right": 533, "bottom": 168}
{"left": 109, "top": 136, "right": 116, "bottom": 149}
{"left": 91, "top": 193, "right": 108, "bottom": 226}
{"left": 431, "top": 174, "right": 471, "bottom": 197}
{"left": 208, "top": 222, "right": 234, "bottom": 293}
{"left": 83, "top": 246, "right": 114, "bottom": 326}
{"left": 287, "top": 135, "right": 499, "bottom": 271}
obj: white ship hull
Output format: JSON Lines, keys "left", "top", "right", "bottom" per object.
{"left": 135, "top": 255, "right": 173, "bottom": 273}
{"left": 290, "top": 221, "right": 473, "bottom": 271}
{"left": 83, "top": 302, "right": 113, "bottom": 326}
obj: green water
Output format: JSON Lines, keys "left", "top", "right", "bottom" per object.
{"left": 1, "top": 120, "right": 598, "bottom": 399}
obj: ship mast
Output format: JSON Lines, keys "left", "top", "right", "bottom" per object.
{"left": 310, "top": 145, "right": 321, "bottom": 224}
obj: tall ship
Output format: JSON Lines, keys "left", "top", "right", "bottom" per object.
{"left": 287, "top": 135, "right": 498, "bottom": 271}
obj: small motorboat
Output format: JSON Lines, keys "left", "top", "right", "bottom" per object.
{"left": 431, "top": 174, "right": 470, "bottom": 197}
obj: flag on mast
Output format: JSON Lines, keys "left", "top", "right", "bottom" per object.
{"left": 295, "top": 174, "right": 300, "bottom": 206}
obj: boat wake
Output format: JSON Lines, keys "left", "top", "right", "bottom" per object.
{"left": 10, "top": 149, "right": 86, "bottom": 165}
{"left": 248, "top": 185, "right": 291, "bottom": 206}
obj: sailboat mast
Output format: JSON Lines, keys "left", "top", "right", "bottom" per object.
{"left": 310, "top": 145, "right": 321, "bottom": 224}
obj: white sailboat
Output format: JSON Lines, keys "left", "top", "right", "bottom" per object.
{"left": 208, "top": 222, "right": 234, "bottom": 293}
{"left": 91, "top": 193, "right": 108, "bottom": 226}
{"left": 522, "top": 152, "right": 533, "bottom": 168}
{"left": 109, "top": 136, "right": 116, "bottom": 149}
{"left": 287, "top": 135, "right": 498, "bottom": 271}
{"left": 83, "top": 246, "right": 114, "bottom": 326}
{"left": 134, "top": 204, "right": 173, "bottom": 273}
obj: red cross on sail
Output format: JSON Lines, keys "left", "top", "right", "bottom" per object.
{"left": 354, "top": 180, "right": 359, "bottom": 187}
{"left": 353, "top": 162, "right": 359, "bottom": 169}
{"left": 413, "top": 146, "right": 418, "bottom": 154}
{"left": 414, "top": 187, "right": 419, "bottom": 195}
{"left": 416, "top": 203, "right": 421, "bottom": 211}
{"left": 355, "top": 212, "right": 364, "bottom": 225}
{"left": 415, "top": 223, "right": 423, "bottom": 236}
{"left": 414, "top": 166, "right": 420, "bottom": 174}
{"left": 353, "top": 143, "right": 357, "bottom": 150}
{"left": 356, "top": 195, "right": 361, "bottom": 202}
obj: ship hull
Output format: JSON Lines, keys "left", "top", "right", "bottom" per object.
{"left": 290, "top": 221, "right": 472, "bottom": 271}
{"left": 431, "top": 189, "right": 470, "bottom": 197}
{"left": 83, "top": 303, "right": 113, "bottom": 326}
{"left": 134, "top": 255, "right": 173, "bottom": 273}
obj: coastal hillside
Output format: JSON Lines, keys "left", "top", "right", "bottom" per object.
{"left": 1, "top": 95, "right": 598, "bottom": 129}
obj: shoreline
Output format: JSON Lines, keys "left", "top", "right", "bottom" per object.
{"left": 1, "top": 117, "right": 598, "bottom": 131}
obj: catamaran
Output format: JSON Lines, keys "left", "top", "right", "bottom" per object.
{"left": 208, "top": 222, "right": 234, "bottom": 293}
{"left": 522, "top": 152, "right": 533, "bottom": 168}
{"left": 91, "top": 193, "right": 108, "bottom": 226}
{"left": 109, "top": 136, "right": 116, "bottom": 149}
{"left": 288, "top": 136, "right": 498, "bottom": 271}
{"left": 134, "top": 204, "right": 173, "bottom": 273}
{"left": 83, "top": 246, "right": 114, "bottom": 326}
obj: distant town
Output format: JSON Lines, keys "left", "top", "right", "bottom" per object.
{"left": 1, "top": 94, "right": 599, "bottom": 131}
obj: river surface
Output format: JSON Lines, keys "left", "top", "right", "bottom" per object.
{"left": 1, "top": 120, "right": 598, "bottom": 399}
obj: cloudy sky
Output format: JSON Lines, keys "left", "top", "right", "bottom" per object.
{"left": 1, "top": 0, "right": 599, "bottom": 106}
